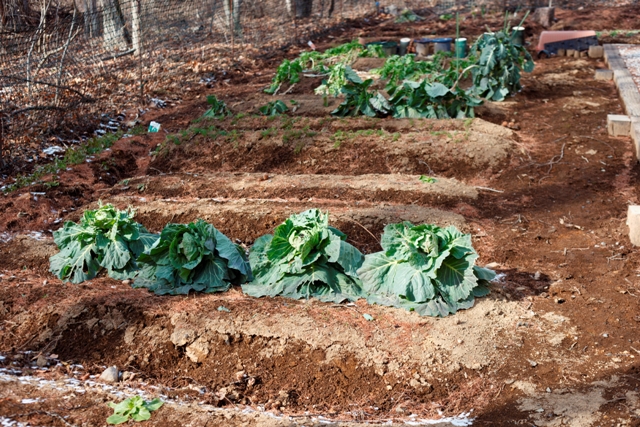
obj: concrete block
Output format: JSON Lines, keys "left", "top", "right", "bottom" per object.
{"left": 580, "top": 51, "right": 588, "bottom": 58}
{"left": 607, "top": 114, "right": 631, "bottom": 136}
{"left": 566, "top": 49, "right": 576, "bottom": 57}
{"left": 627, "top": 205, "right": 640, "bottom": 246}
{"left": 557, "top": 48, "right": 566, "bottom": 56}
{"left": 594, "top": 69, "right": 613, "bottom": 80}
{"left": 588, "top": 45, "right": 604, "bottom": 58}
{"left": 632, "top": 118, "right": 640, "bottom": 162}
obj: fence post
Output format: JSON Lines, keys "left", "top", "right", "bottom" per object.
{"left": 131, "top": 0, "right": 141, "bottom": 56}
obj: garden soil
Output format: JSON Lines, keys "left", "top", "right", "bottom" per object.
{"left": 3, "top": 4, "right": 640, "bottom": 427}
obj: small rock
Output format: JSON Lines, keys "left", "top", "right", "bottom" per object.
{"left": 529, "top": 360, "right": 538, "bottom": 367}
{"left": 612, "top": 357, "right": 622, "bottom": 363}
{"left": 36, "top": 355, "right": 48, "bottom": 367}
{"left": 485, "top": 262, "right": 500, "bottom": 269}
{"left": 555, "top": 298, "right": 565, "bottom": 304}
{"left": 603, "top": 333, "right": 609, "bottom": 338}
{"left": 386, "top": 385, "right": 392, "bottom": 390}
{"left": 395, "top": 406, "right": 406, "bottom": 413}
{"left": 99, "top": 366, "right": 119, "bottom": 383}
{"left": 533, "top": 271, "right": 541, "bottom": 280}
{"left": 235, "top": 371, "right": 246, "bottom": 381}
{"left": 546, "top": 387, "right": 551, "bottom": 393}
{"left": 122, "top": 280, "right": 131, "bottom": 286}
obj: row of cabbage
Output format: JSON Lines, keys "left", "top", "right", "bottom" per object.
{"left": 50, "top": 204, "right": 495, "bottom": 317}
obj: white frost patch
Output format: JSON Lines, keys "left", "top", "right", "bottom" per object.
{"left": 0, "top": 417, "right": 30, "bottom": 427}
{"left": 42, "top": 146, "right": 65, "bottom": 156}
{"left": 403, "top": 411, "right": 474, "bottom": 426}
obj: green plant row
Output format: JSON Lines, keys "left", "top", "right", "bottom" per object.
{"left": 50, "top": 205, "right": 495, "bottom": 317}
{"left": 264, "top": 40, "right": 386, "bottom": 95}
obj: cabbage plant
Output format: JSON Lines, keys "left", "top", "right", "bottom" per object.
{"left": 357, "top": 222, "right": 495, "bottom": 317}
{"left": 242, "top": 209, "right": 365, "bottom": 303}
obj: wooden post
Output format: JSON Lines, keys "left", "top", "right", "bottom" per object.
{"left": 131, "top": 0, "right": 141, "bottom": 56}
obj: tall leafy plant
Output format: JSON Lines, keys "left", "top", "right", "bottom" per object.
{"left": 470, "top": 28, "right": 534, "bottom": 101}
{"left": 357, "top": 222, "right": 495, "bottom": 317}
{"left": 134, "top": 220, "right": 252, "bottom": 295}
{"left": 49, "top": 204, "right": 158, "bottom": 284}
{"left": 331, "top": 67, "right": 391, "bottom": 117}
{"left": 265, "top": 40, "right": 385, "bottom": 94}
{"left": 242, "top": 209, "right": 365, "bottom": 303}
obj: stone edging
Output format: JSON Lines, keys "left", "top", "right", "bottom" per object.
{"left": 604, "top": 44, "right": 640, "bottom": 160}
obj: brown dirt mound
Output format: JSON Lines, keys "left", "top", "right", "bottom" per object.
{"left": 149, "top": 117, "right": 515, "bottom": 178}
{"left": 104, "top": 172, "right": 478, "bottom": 208}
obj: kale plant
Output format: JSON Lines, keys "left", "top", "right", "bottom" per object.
{"left": 470, "top": 28, "right": 534, "bottom": 101}
{"left": 331, "top": 66, "right": 391, "bottom": 117}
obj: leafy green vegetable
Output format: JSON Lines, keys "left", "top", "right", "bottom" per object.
{"left": 202, "top": 95, "right": 231, "bottom": 119}
{"left": 395, "top": 8, "right": 424, "bottom": 23}
{"left": 470, "top": 29, "right": 534, "bottom": 101}
{"left": 357, "top": 222, "right": 495, "bottom": 317}
{"left": 259, "top": 100, "right": 289, "bottom": 116}
{"left": 264, "top": 40, "right": 385, "bottom": 95}
{"left": 387, "top": 79, "right": 481, "bottom": 119}
{"left": 133, "top": 220, "right": 252, "bottom": 295}
{"left": 265, "top": 59, "right": 304, "bottom": 94}
{"left": 315, "top": 63, "right": 349, "bottom": 98}
{"left": 420, "top": 175, "right": 437, "bottom": 183}
{"left": 331, "top": 66, "right": 391, "bottom": 117}
{"left": 107, "top": 396, "right": 163, "bottom": 425}
{"left": 242, "top": 209, "right": 365, "bottom": 303}
{"left": 49, "top": 204, "right": 158, "bottom": 284}
{"left": 371, "top": 54, "right": 435, "bottom": 88}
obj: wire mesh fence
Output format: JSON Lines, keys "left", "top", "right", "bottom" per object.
{"left": 0, "top": 0, "right": 636, "bottom": 170}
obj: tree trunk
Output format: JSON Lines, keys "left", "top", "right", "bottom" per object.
{"left": 232, "top": 0, "right": 241, "bottom": 35}
{"left": 285, "top": 0, "right": 294, "bottom": 16}
{"left": 223, "top": 0, "right": 242, "bottom": 37}
{"left": 98, "top": 0, "right": 130, "bottom": 50}
{"left": 295, "top": 0, "right": 313, "bottom": 18}
{"left": 327, "top": 0, "right": 335, "bottom": 17}
{"left": 0, "top": 0, "right": 32, "bottom": 31}
{"left": 75, "top": 0, "right": 101, "bottom": 37}
{"left": 533, "top": 7, "right": 554, "bottom": 28}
